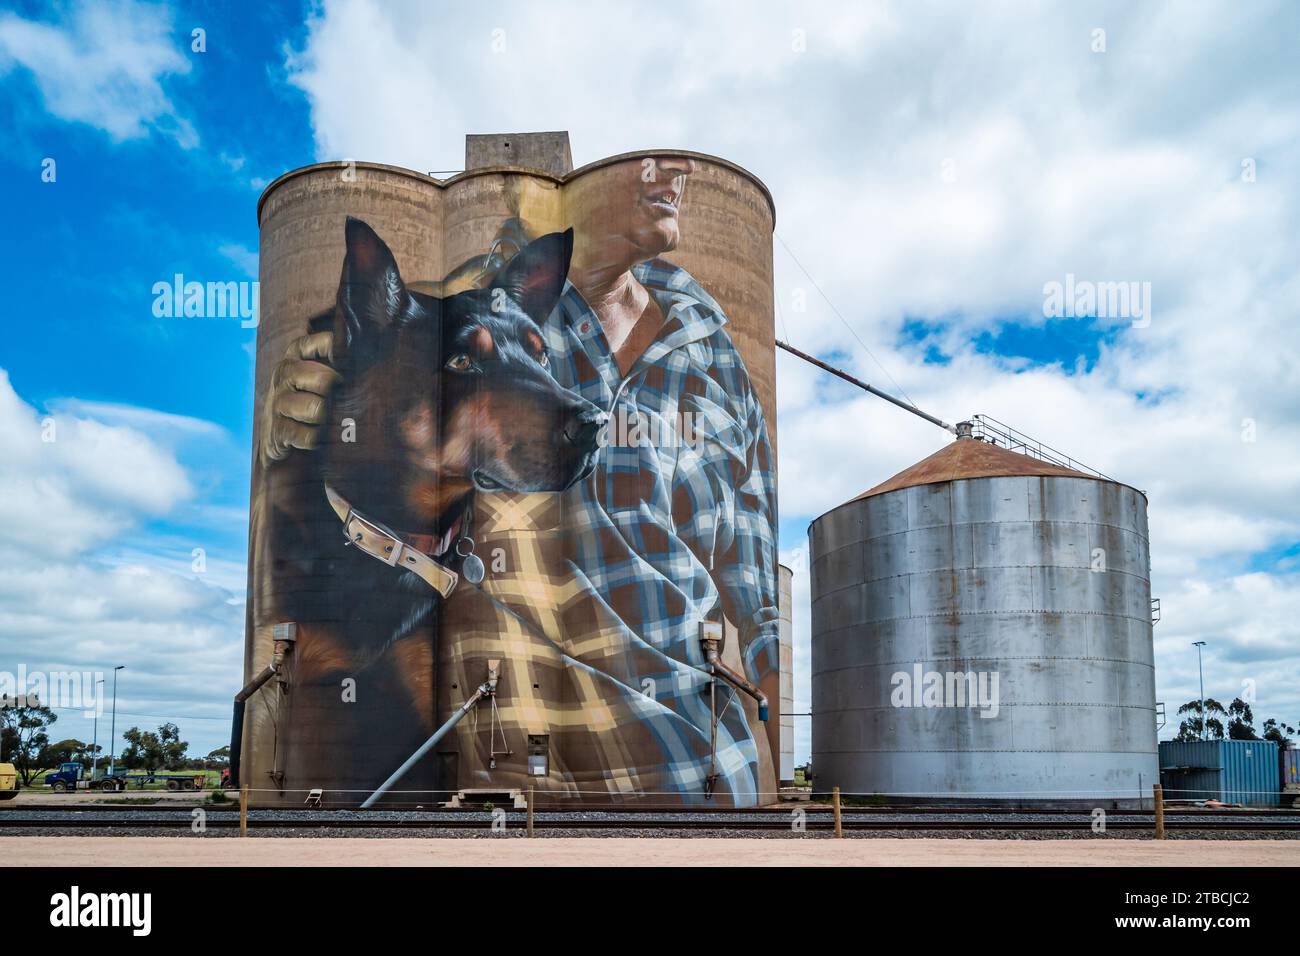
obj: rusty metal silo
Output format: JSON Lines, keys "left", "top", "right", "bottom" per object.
{"left": 809, "top": 425, "right": 1159, "bottom": 804}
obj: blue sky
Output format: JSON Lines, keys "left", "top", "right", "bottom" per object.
{"left": 1, "top": 0, "right": 318, "bottom": 756}
{"left": 2, "top": 0, "right": 1299, "bottom": 767}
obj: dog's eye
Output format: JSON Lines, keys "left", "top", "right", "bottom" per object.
{"left": 445, "top": 354, "right": 473, "bottom": 372}
{"left": 537, "top": 353, "right": 549, "bottom": 368}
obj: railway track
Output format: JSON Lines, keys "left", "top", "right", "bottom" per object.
{"left": 3, "top": 810, "right": 1299, "bottom": 833}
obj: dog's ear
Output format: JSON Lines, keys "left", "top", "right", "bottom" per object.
{"left": 336, "top": 218, "right": 409, "bottom": 352}
{"left": 493, "top": 228, "right": 573, "bottom": 323}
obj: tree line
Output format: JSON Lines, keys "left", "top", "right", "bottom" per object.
{"left": 1174, "top": 696, "right": 1296, "bottom": 745}
{"left": 0, "top": 703, "right": 228, "bottom": 785}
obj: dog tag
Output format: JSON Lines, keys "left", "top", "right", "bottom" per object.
{"left": 461, "top": 551, "right": 485, "bottom": 585}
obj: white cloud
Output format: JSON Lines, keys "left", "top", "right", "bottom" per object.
{"left": 0, "top": 372, "right": 192, "bottom": 557}
{"left": 0, "top": 0, "right": 196, "bottom": 147}
{"left": 0, "top": 371, "right": 242, "bottom": 756}
{"left": 217, "top": 242, "right": 259, "bottom": 279}
{"left": 278, "top": 0, "right": 1300, "bottom": 754}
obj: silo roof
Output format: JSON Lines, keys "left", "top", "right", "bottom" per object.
{"left": 852, "top": 437, "right": 1095, "bottom": 501}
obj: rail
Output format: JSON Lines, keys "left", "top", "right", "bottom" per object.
{"left": 969, "top": 413, "right": 1116, "bottom": 481}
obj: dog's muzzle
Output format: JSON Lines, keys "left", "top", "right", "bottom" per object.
{"left": 563, "top": 406, "right": 607, "bottom": 450}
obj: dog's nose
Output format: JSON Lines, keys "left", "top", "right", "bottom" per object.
{"left": 563, "top": 407, "right": 607, "bottom": 447}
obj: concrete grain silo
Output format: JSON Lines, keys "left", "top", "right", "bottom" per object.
{"left": 809, "top": 425, "right": 1159, "bottom": 805}
{"left": 235, "top": 133, "right": 783, "bottom": 807}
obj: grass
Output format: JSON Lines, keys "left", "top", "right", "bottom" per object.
{"left": 97, "top": 797, "right": 162, "bottom": 805}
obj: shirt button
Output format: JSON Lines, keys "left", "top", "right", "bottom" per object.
{"left": 579, "top": 321, "right": 590, "bottom": 334}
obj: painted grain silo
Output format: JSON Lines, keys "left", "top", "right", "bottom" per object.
{"left": 810, "top": 423, "right": 1159, "bottom": 804}
{"left": 234, "top": 132, "right": 784, "bottom": 808}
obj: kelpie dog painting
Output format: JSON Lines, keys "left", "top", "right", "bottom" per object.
{"left": 259, "top": 219, "right": 602, "bottom": 797}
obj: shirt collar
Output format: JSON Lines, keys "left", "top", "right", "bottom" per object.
{"left": 549, "top": 261, "right": 728, "bottom": 373}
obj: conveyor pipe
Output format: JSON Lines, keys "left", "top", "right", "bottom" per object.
{"left": 776, "top": 339, "right": 957, "bottom": 435}
{"left": 361, "top": 661, "right": 500, "bottom": 810}
{"left": 699, "top": 624, "right": 768, "bottom": 722}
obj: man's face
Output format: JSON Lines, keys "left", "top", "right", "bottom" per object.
{"left": 573, "top": 156, "right": 698, "bottom": 262}
{"left": 626, "top": 156, "right": 696, "bottom": 256}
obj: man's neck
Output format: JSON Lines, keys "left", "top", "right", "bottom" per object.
{"left": 568, "top": 256, "right": 643, "bottom": 315}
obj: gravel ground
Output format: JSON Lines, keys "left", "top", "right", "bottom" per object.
{"left": 8, "top": 808, "right": 1300, "bottom": 823}
{"left": 4, "top": 807, "right": 1299, "bottom": 839}
{"left": 8, "top": 827, "right": 1297, "bottom": 840}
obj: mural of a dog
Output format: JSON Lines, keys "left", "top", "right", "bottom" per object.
{"left": 260, "top": 219, "right": 602, "bottom": 797}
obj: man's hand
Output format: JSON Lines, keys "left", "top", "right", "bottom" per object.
{"left": 260, "top": 331, "right": 341, "bottom": 466}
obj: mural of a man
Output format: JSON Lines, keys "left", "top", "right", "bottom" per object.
{"left": 260, "top": 156, "right": 779, "bottom": 802}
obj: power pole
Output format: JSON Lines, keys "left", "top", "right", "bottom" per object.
{"left": 1192, "top": 642, "right": 1207, "bottom": 740}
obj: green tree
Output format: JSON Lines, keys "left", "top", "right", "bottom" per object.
{"left": 1262, "top": 718, "right": 1297, "bottom": 748}
{"left": 0, "top": 704, "right": 58, "bottom": 784}
{"left": 119, "top": 723, "right": 189, "bottom": 772}
{"left": 157, "top": 722, "right": 188, "bottom": 770}
{"left": 1176, "top": 698, "right": 1226, "bottom": 741}
{"left": 1227, "top": 698, "right": 1258, "bottom": 740}
{"left": 41, "top": 738, "right": 90, "bottom": 767}
{"left": 119, "top": 726, "right": 162, "bottom": 772}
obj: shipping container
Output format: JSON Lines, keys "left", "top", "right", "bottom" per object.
{"left": 1283, "top": 747, "right": 1299, "bottom": 803}
{"left": 1158, "top": 739, "right": 1280, "bottom": 807}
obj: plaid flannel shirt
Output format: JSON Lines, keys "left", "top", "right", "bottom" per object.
{"left": 442, "top": 258, "right": 779, "bottom": 805}
{"left": 553, "top": 259, "right": 779, "bottom": 798}
{"left": 549, "top": 261, "right": 780, "bottom": 672}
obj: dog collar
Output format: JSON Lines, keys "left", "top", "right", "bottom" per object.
{"left": 324, "top": 483, "right": 458, "bottom": 598}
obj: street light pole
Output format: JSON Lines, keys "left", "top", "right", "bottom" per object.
{"left": 1192, "top": 642, "right": 1207, "bottom": 740}
{"left": 108, "top": 665, "right": 124, "bottom": 776}
{"left": 91, "top": 677, "right": 105, "bottom": 779}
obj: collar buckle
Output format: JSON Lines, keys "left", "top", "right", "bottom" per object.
{"left": 344, "top": 510, "right": 405, "bottom": 566}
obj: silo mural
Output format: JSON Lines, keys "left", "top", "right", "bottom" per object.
{"left": 238, "top": 145, "right": 781, "bottom": 807}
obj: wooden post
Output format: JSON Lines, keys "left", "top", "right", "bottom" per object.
{"left": 239, "top": 785, "right": 249, "bottom": 838}
{"left": 526, "top": 787, "right": 534, "bottom": 838}
{"left": 832, "top": 786, "right": 843, "bottom": 838}
{"left": 1153, "top": 783, "right": 1164, "bottom": 840}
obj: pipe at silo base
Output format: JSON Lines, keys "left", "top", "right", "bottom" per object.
{"left": 227, "top": 663, "right": 278, "bottom": 789}
{"left": 361, "top": 662, "right": 501, "bottom": 810}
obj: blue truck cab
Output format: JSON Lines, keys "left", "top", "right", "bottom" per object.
{"left": 45, "top": 762, "right": 86, "bottom": 792}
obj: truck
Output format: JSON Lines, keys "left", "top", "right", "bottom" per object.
{"left": 0, "top": 762, "right": 17, "bottom": 800}
{"left": 43, "top": 762, "right": 205, "bottom": 793}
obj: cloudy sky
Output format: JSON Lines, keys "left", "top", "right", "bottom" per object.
{"left": 2, "top": 0, "right": 1297, "bottom": 764}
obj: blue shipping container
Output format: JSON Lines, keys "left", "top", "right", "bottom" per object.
{"left": 1158, "top": 739, "right": 1280, "bottom": 807}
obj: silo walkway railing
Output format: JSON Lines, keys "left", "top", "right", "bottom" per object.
{"left": 969, "top": 413, "right": 1116, "bottom": 482}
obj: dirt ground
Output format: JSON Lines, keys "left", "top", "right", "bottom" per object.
{"left": 9, "top": 791, "right": 208, "bottom": 808}
{"left": 5, "top": 837, "right": 1296, "bottom": 866}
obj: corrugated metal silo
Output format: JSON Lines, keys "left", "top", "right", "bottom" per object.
{"left": 810, "top": 430, "right": 1159, "bottom": 804}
